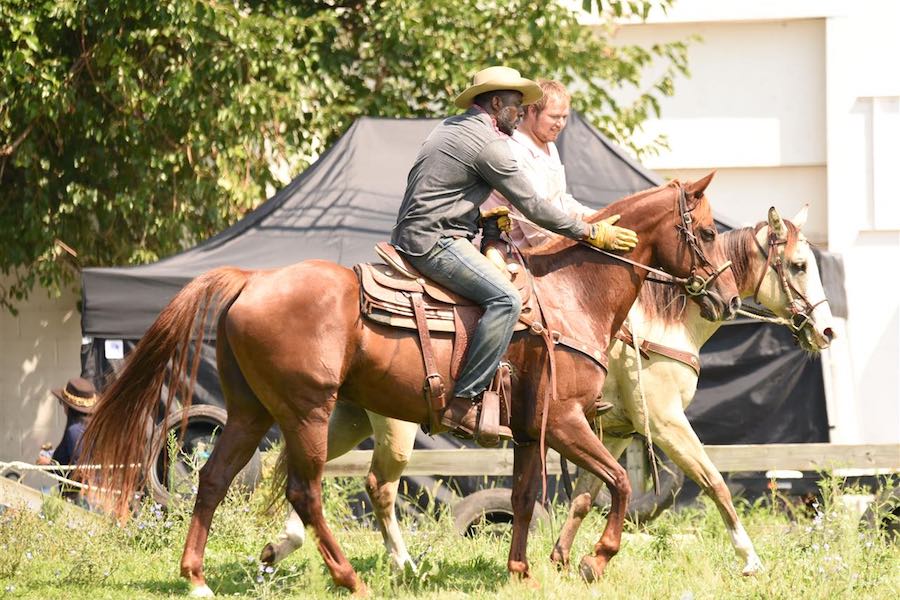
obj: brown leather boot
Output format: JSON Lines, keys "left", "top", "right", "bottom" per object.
{"left": 440, "top": 396, "right": 480, "bottom": 439}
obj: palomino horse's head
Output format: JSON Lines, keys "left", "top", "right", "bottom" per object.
{"left": 751, "top": 206, "right": 834, "bottom": 352}
{"left": 646, "top": 172, "right": 741, "bottom": 322}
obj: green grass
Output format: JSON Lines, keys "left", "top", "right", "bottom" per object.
{"left": 1, "top": 476, "right": 897, "bottom": 599}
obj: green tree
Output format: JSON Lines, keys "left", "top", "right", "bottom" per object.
{"left": 0, "top": 0, "right": 687, "bottom": 313}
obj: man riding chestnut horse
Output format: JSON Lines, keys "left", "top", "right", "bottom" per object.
{"left": 392, "top": 66, "right": 637, "bottom": 444}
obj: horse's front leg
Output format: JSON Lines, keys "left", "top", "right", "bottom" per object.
{"left": 550, "top": 436, "right": 632, "bottom": 567}
{"left": 546, "top": 411, "right": 631, "bottom": 582}
{"left": 651, "top": 410, "right": 763, "bottom": 575}
{"left": 507, "top": 442, "right": 543, "bottom": 587}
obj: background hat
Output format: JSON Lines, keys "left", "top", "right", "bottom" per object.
{"left": 52, "top": 377, "right": 98, "bottom": 414}
{"left": 454, "top": 66, "right": 542, "bottom": 109}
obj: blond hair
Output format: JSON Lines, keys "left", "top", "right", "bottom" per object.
{"left": 530, "top": 79, "right": 570, "bottom": 114}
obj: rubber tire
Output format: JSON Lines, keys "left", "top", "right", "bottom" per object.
{"left": 860, "top": 485, "right": 900, "bottom": 540}
{"left": 148, "top": 405, "right": 262, "bottom": 507}
{"left": 452, "top": 488, "right": 550, "bottom": 537}
{"left": 593, "top": 448, "right": 684, "bottom": 524}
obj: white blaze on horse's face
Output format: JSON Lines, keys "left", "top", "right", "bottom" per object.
{"left": 755, "top": 206, "right": 834, "bottom": 352}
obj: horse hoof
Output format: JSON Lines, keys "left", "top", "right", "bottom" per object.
{"left": 549, "top": 547, "right": 569, "bottom": 569}
{"left": 579, "top": 555, "right": 606, "bottom": 582}
{"left": 352, "top": 581, "right": 369, "bottom": 597}
{"left": 189, "top": 584, "right": 215, "bottom": 598}
{"left": 259, "top": 543, "right": 277, "bottom": 565}
{"left": 742, "top": 558, "right": 764, "bottom": 576}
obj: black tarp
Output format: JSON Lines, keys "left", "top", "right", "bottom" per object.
{"left": 80, "top": 113, "right": 840, "bottom": 453}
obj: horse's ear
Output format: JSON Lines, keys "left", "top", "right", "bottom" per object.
{"left": 768, "top": 206, "right": 788, "bottom": 240}
{"left": 791, "top": 204, "right": 809, "bottom": 230}
{"left": 687, "top": 170, "right": 716, "bottom": 200}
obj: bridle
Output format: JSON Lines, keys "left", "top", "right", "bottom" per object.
{"left": 741, "top": 223, "right": 828, "bottom": 338}
{"left": 669, "top": 185, "right": 733, "bottom": 297}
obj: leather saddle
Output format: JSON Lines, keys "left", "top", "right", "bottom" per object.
{"left": 354, "top": 241, "right": 533, "bottom": 336}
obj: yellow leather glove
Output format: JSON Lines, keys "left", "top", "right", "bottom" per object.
{"left": 481, "top": 205, "right": 512, "bottom": 233}
{"left": 585, "top": 214, "right": 638, "bottom": 251}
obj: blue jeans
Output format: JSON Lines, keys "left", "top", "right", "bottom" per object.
{"left": 403, "top": 237, "right": 522, "bottom": 398}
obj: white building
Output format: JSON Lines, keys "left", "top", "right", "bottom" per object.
{"left": 597, "top": 0, "right": 899, "bottom": 443}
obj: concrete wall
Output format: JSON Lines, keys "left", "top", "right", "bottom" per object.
{"left": 0, "top": 276, "right": 83, "bottom": 463}
{"left": 611, "top": 17, "right": 828, "bottom": 243}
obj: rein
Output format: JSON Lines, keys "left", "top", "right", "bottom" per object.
{"left": 508, "top": 185, "right": 733, "bottom": 298}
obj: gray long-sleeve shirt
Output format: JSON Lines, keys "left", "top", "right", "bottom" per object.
{"left": 391, "top": 107, "right": 590, "bottom": 255}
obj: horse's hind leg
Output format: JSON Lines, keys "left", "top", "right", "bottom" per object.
{"left": 282, "top": 404, "right": 366, "bottom": 595}
{"left": 261, "top": 401, "right": 374, "bottom": 565}
{"left": 180, "top": 332, "right": 274, "bottom": 597}
{"left": 550, "top": 436, "right": 632, "bottom": 567}
{"left": 650, "top": 411, "right": 763, "bottom": 575}
{"left": 547, "top": 412, "right": 631, "bottom": 582}
{"left": 367, "top": 412, "right": 418, "bottom": 571}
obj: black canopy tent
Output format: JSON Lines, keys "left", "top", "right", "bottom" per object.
{"left": 80, "top": 113, "right": 840, "bottom": 447}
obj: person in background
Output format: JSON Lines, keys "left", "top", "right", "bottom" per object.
{"left": 45, "top": 377, "right": 98, "bottom": 502}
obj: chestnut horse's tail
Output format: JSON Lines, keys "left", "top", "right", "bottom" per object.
{"left": 77, "top": 267, "right": 252, "bottom": 519}
{"left": 263, "top": 446, "right": 290, "bottom": 514}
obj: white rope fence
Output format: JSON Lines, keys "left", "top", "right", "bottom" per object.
{"left": 0, "top": 461, "right": 140, "bottom": 492}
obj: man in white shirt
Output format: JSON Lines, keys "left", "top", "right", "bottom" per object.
{"left": 482, "top": 79, "right": 598, "bottom": 247}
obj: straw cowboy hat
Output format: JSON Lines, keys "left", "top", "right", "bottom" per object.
{"left": 51, "top": 377, "right": 98, "bottom": 414}
{"left": 454, "top": 66, "right": 542, "bottom": 109}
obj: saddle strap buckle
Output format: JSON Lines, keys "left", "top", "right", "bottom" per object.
{"left": 424, "top": 373, "right": 446, "bottom": 410}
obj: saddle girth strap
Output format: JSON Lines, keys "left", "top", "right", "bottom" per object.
{"left": 409, "top": 292, "right": 447, "bottom": 433}
{"left": 615, "top": 326, "right": 700, "bottom": 376}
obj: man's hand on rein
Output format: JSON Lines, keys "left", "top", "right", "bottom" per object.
{"left": 585, "top": 214, "right": 639, "bottom": 252}
{"left": 481, "top": 205, "right": 512, "bottom": 233}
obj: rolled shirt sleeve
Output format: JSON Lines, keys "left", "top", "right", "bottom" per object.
{"left": 474, "top": 139, "right": 589, "bottom": 240}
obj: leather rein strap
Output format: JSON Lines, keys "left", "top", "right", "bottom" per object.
{"left": 507, "top": 184, "right": 733, "bottom": 298}
{"left": 409, "top": 292, "right": 447, "bottom": 433}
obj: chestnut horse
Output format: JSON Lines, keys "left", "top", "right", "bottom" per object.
{"left": 261, "top": 207, "right": 834, "bottom": 578}
{"left": 78, "top": 174, "right": 739, "bottom": 596}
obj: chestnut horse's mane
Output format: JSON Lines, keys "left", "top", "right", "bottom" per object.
{"left": 523, "top": 179, "right": 683, "bottom": 258}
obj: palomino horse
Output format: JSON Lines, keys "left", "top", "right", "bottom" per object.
{"left": 77, "top": 174, "right": 739, "bottom": 596}
{"left": 262, "top": 206, "right": 833, "bottom": 578}
{"left": 550, "top": 205, "right": 834, "bottom": 577}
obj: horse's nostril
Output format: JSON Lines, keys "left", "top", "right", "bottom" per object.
{"left": 823, "top": 327, "right": 835, "bottom": 342}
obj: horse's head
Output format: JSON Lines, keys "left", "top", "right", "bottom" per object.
{"left": 629, "top": 172, "right": 741, "bottom": 322}
{"left": 750, "top": 206, "right": 834, "bottom": 352}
